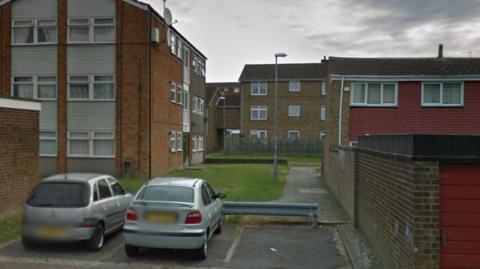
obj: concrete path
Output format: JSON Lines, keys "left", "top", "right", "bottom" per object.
{"left": 279, "top": 166, "right": 349, "bottom": 223}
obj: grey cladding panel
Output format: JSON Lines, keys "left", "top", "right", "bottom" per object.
{"left": 40, "top": 102, "right": 57, "bottom": 130}
{"left": 68, "top": 0, "right": 115, "bottom": 17}
{"left": 67, "top": 102, "right": 115, "bottom": 131}
{"left": 67, "top": 46, "right": 115, "bottom": 74}
{"left": 67, "top": 158, "right": 115, "bottom": 175}
{"left": 40, "top": 157, "right": 58, "bottom": 177}
{"left": 12, "top": 47, "right": 57, "bottom": 76}
{"left": 12, "top": 0, "right": 57, "bottom": 19}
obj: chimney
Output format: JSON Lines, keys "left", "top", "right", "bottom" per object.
{"left": 321, "top": 56, "right": 328, "bottom": 63}
{"left": 438, "top": 44, "right": 443, "bottom": 58}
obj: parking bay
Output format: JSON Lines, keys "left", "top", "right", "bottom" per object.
{"left": 0, "top": 224, "right": 349, "bottom": 269}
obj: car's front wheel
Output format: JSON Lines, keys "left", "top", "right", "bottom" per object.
{"left": 194, "top": 233, "right": 208, "bottom": 260}
{"left": 125, "top": 244, "right": 140, "bottom": 257}
{"left": 86, "top": 223, "right": 104, "bottom": 251}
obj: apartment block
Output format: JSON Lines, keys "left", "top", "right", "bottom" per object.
{"left": 239, "top": 63, "right": 328, "bottom": 141}
{"left": 0, "top": 0, "right": 207, "bottom": 179}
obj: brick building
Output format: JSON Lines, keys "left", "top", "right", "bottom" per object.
{"left": 0, "top": 0, "right": 207, "bottom": 179}
{"left": 205, "top": 82, "right": 241, "bottom": 153}
{"left": 0, "top": 97, "right": 40, "bottom": 215}
{"left": 239, "top": 63, "right": 328, "bottom": 141}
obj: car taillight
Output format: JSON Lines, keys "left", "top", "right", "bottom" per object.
{"left": 185, "top": 211, "right": 202, "bottom": 224}
{"left": 126, "top": 208, "right": 138, "bottom": 221}
{"left": 82, "top": 223, "right": 94, "bottom": 228}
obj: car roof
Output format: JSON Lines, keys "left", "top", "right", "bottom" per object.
{"left": 42, "top": 173, "right": 107, "bottom": 182}
{"left": 147, "top": 177, "right": 202, "bottom": 188}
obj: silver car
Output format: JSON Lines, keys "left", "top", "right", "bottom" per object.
{"left": 22, "top": 173, "right": 133, "bottom": 251}
{"left": 123, "top": 177, "right": 225, "bottom": 259}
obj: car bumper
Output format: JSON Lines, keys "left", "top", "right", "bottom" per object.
{"left": 123, "top": 227, "right": 206, "bottom": 249}
{"left": 22, "top": 224, "right": 95, "bottom": 242}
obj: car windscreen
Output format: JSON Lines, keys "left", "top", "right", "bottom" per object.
{"left": 137, "top": 186, "right": 194, "bottom": 203}
{"left": 27, "top": 182, "right": 90, "bottom": 208}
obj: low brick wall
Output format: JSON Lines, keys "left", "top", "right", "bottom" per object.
{"left": 356, "top": 150, "right": 439, "bottom": 268}
{"left": 323, "top": 147, "right": 355, "bottom": 220}
{"left": 0, "top": 101, "right": 40, "bottom": 215}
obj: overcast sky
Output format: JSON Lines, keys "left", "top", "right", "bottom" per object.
{"left": 143, "top": 0, "right": 480, "bottom": 82}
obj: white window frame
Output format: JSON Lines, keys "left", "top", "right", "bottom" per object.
{"left": 39, "top": 130, "right": 57, "bottom": 157}
{"left": 12, "top": 19, "right": 57, "bottom": 45}
{"left": 176, "top": 132, "right": 183, "bottom": 152}
{"left": 67, "top": 131, "right": 115, "bottom": 158}
{"left": 421, "top": 82, "right": 464, "bottom": 107}
{"left": 288, "top": 105, "right": 301, "bottom": 117}
{"left": 198, "top": 136, "right": 204, "bottom": 152}
{"left": 321, "top": 105, "right": 326, "bottom": 121}
{"left": 350, "top": 82, "right": 398, "bottom": 107}
{"left": 192, "top": 136, "right": 197, "bottom": 152}
{"left": 67, "top": 17, "right": 115, "bottom": 44}
{"left": 176, "top": 84, "right": 183, "bottom": 105}
{"left": 251, "top": 105, "right": 268, "bottom": 120}
{"left": 320, "top": 130, "right": 326, "bottom": 140}
{"left": 68, "top": 75, "right": 115, "bottom": 101}
{"left": 251, "top": 81, "right": 267, "bottom": 96}
{"left": 321, "top": 81, "right": 326, "bottom": 96}
{"left": 12, "top": 76, "right": 57, "bottom": 101}
{"left": 289, "top": 80, "right": 301, "bottom": 92}
{"left": 288, "top": 130, "right": 300, "bottom": 141}
{"left": 169, "top": 131, "right": 177, "bottom": 152}
{"left": 250, "top": 130, "right": 267, "bottom": 141}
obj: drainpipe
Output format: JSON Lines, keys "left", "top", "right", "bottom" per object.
{"left": 338, "top": 76, "right": 344, "bottom": 146}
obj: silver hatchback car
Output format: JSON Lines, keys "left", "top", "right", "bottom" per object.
{"left": 22, "top": 173, "right": 133, "bottom": 251}
{"left": 123, "top": 177, "right": 225, "bottom": 259}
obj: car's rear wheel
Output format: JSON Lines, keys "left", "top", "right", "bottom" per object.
{"left": 21, "top": 237, "right": 34, "bottom": 249}
{"left": 125, "top": 244, "right": 140, "bottom": 257}
{"left": 215, "top": 213, "right": 224, "bottom": 235}
{"left": 86, "top": 223, "right": 104, "bottom": 251}
{"left": 194, "top": 233, "right": 208, "bottom": 260}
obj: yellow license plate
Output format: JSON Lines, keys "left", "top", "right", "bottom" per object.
{"left": 146, "top": 213, "right": 177, "bottom": 223}
{"left": 40, "top": 227, "right": 67, "bottom": 238}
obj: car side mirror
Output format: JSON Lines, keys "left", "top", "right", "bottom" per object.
{"left": 215, "top": 193, "right": 226, "bottom": 199}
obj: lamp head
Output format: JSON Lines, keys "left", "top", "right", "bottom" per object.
{"left": 275, "top": 53, "right": 288, "bottom": 58}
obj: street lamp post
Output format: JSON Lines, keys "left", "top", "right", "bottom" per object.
{"left": 219, "top": 94, "right": 226, "bottom": 152}
{"left": 273, "top": 52, "right": 287, "bottom": 179}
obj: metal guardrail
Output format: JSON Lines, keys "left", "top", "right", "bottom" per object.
{"left": 222, "top": 201, "right": 318, "bottom": 225}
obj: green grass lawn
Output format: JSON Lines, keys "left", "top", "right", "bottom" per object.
{"left": 120, "top": 164, "right": 288, "bottom": 201}
{"left": 0, "top": 214, "right": 22, "bottom": 245}
{"left": 207, "top": 153, "right": 323, "bottom": 167}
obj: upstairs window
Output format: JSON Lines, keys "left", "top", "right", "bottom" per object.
{"left": 176, "top": 84, "right": 183, "bottom": 105}
{"left": 351, "top": 82, "right": 397, "bottom": 107}
{"left": 12, "top": 76, "right": 57, "bottom": 100}
{"left": 321, "top": 82, "right": 326, "bottom": 96}
{"left": 289, "top": 81, "right": 301, "bottom": 92}
{"left": 170, "top": 82, "right": 177, "bottom": 103}
{"left": 68, "top": 18, "right": 114, "bottom": 43}
{"left": 251, "top": 81, "right": 267, "bottom": 95}
{"left": 288, "top": 105, "right": 301, "bottom": 117}
{"left": 68, "top": 75, "right": 114, "bottom": 101}
{"left": 422, "top": 82, "right": 463, "bottom": 106}
{"left": 320, "top": 105, "right": 326, "bottom": 120}
{"left": 251, "top": 106, "right": 267, "bottom": 120}
{"left": 13, "top": 19, "right": 57, "bottom": 44}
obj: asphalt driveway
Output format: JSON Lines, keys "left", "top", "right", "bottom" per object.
{"left": 0, "top": 223, "right": 349, "bottom": 269}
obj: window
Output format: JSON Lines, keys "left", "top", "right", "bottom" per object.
{"left": 251, "top": 106, "right": 267, "bottom": 120}
{"left": 68, "top": 131, "right": 115, "bottom": 157}
{"left": 321, "top": 82, "right": 326, "bottom": 96}
{"left": 68, "top": 75, "right": 114, "bottom": 101}
{"left": 68, "top": 18, "right": 114, "bottom": 43}
{"left": 422, "top": 82, "right": 463, "bottom": 106}
{"left": 170, "top": 34, "right": 177, "bottom": 54}
{"left": 176, "top": 132, "right": 183, "bottom": 151}
{"left": 183, "top": 90, "right": 189, "bottom": 110}
{"left": 288, "top": 130, "right": 300, "bottom": 141}
{"left": 40, "top": 131, "right": 57, "bottom": 156}
{"left": 170, "top": 82, "right": 177, "bottom": 103}
{"left": 250, "top": 130, "right": 267, "bottom": 141}
{"left": 351, "top": 82, "right": 397, "bottom": 106}
{"left": 251, "top": 81, "right": 267, "bottom": 95}
{"left": 198, "top": 136, "right": 204, "bottom": 151}
{"left": 201, "top": 185, "right": 212, "bottom": 206}
{"left": 183, "top": 47, "right": 190, "bottom": 68}
{"left": 177, "top": 84, "right": 183, "bottom": 105}
{"left": 289, "top": 81, "right": 301, "bottom": 92}
{"left": 321, "top": 105, "right": 326, "bottom": 121}
{"left": 169, "top": 131, "right": 177, "bottom": 152}
{"left": 12, "top": 76, "right": 57, "bottom": 100}
{"left": 192, "top": 136, "right": 197, "bottom": 152}
{"left": 288, "top": 105, "right": 301, "bottom": 117}
{"left": 234, "top": 87, "right": 240, "bottom": 93}
{"left": 12, "top": 19, "right": 57, "bottom": 45}
{"left": 108, "top": 178, "right": 125, "bottom": 196}
{"left": 320, "top": 130, "right": 326, "bottom": 140}
{"left": 97, "top": 179, "right": 112, "bottom": 200}
{"left": 199, "top": 98, "right": 204, "bottom": 114}
{"left": 177, "top": 40, "right": 183, "bottom": 59}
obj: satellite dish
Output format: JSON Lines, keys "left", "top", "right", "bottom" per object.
{"left": 164, "top": 8, "right": 173, "bottom": 25}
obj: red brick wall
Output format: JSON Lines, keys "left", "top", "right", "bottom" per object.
{"left": 0, "top": 107, "right": 40, "bottom": 215}
{"left": 57, "top": 0, "right": 67, "bottom": 173}
{"left": 349, "top": 81, "right": 480, "bottom": 141}
{"left": 357, "top": 151, "right": 439, "bottom": 268}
